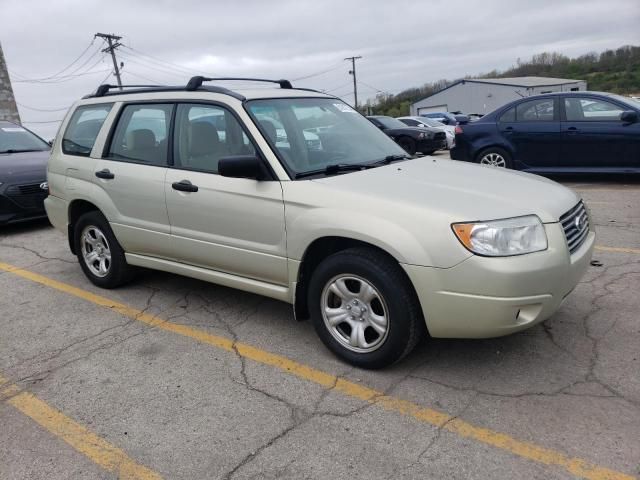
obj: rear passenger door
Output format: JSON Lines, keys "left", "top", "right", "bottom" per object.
{"left": 164, "top": 103, "right": 288, "bottom": 285}
{"left": 95, "top": 103, "right": 173, "bottom": 258}
{"left": 498, "top": 98, "right": 560, "bottom": 169}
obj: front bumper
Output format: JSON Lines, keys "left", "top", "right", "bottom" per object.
{"left": 402, "top": 224, "right": 595, "bottom": 338}
{"left": 416, "top": 138, "right": 447, "bottom": 153}
{"left": 0, "top": 184, "right": 48, "bottom": 225}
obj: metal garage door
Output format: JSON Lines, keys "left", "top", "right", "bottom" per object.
{"left": 417, "top": 105, "right": 448, "bottom": 114}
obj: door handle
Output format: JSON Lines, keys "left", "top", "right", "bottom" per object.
{"left": 172, "top": 180, "right": 198, "bottom": 193}
{"left": 566, "top": 127, "right": 579, "bottom": 135}
{"left": 95, "top": 169, "right": 115, "bottom": 179}
{"left": 503, "top": 126, "right": 514, "bottom": 134}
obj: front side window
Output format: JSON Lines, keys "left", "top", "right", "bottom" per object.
{"left": 246, "top": 98, "right": 406, "bottom": 176}
{"left": 516, "top": 99, "right": 556, "bottom": 122}
{"left": 107, "top": 104, "right": 172, "bottom": 165}
{"left": 499, "top": 107, "right": 516, "bottom": 123}
{"left": 62, "top": 103, "right": 113, "bottom": 156}
{"left": 401, "top": 119, "right": 419, "bottom": 126}
{"left": 173, "top": 104, "right": 256, "bottom": 174}
{"left": 0, "top": 124, "right": 49, "bottom": 154}
{"left": 564, "top": 97, "right": 625, "bottom": 122}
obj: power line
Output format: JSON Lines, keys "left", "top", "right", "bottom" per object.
{"left": 323, "top": 81, "right": 353, "bottom": 93}
{"left": 16, "top": 102, "right": 70, "bottom": 112}
{"left": 121, "top": 44, "right": 213, "bottom": 76}
{"left": 123, "top": 69, "right": 162, "bottom": 84}
{"left": 9, "top": 39, "right": 96, "bottom": 82}
{"left": 291, "top": 62, "right": 344, "bottom": 81}
{"left": 358, "top": 80, "right": 393, "bottom": 96}
{"left": 117, "top": 51, "right": 186, "bottom": 80}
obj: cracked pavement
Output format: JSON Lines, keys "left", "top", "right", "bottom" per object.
{"left": 1, "top": 176, "right": 639, "bottom": 479}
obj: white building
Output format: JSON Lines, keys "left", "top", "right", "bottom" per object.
{"left": 410, "top": 77, "right": 587, "bottom": 116}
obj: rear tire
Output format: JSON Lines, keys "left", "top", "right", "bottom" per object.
{"left": 74, "top": 211, "right": 134, "bottom": 289}
{"left": 476, "top": 147, "right": 513, "bottom": 169}
{"left": 308, "top": 247, "right": 424, "bottom": 369}
{"left": 397, "top": 137, "right": 417, "bottom": 155}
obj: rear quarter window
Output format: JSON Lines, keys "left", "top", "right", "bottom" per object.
{"left": 62, "top": 104, "right": 113, "bottom": 157}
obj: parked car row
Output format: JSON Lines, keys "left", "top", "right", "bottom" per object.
{"left": 366, "top": 115, "right": 447, "bottom": 155}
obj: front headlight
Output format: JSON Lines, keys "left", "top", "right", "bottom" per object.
{"left": 452, "top": 215, "right": 547, "bottom": 256}
{"left": 418, "top": 132, "right": 427, "bottom": 139}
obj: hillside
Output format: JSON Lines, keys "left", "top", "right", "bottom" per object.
{"left": 369, "top": 45, "right": 640, "bottom": 116}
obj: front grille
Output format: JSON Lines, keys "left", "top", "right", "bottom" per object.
{"left": 434, "top": 132, "right": 446, "bottom": 140}
{"left": 18, "top": 183, "right": 45, "bottom": 195}
{"left": 560, "top": 201, "right": 590, "bottom": 254}
{"left": 5, "top": 183, "right": 47, "bottom": 210}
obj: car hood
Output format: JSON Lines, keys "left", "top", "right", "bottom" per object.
{"left": 311, "top": 157, "right": 579, "bottom": 224}
{"left": 0, "top": 149, "right": 50, "bottom": 184}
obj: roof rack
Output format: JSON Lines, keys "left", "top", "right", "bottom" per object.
{"left": 186, "top": 76, "right": 293, "bottom": 91}
{"left": 93, "top": 84, "right": 163, "bottom": 97}
{"left": 85, "top": 76, "right": 324, "bottom": 100}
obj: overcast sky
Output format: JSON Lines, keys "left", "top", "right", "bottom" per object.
{"left": 2, "top": 0, "right": 638, "bottom": 138}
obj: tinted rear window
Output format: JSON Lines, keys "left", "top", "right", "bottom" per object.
{"left": 62, "top": 104, "right": 113, "bottom": 156}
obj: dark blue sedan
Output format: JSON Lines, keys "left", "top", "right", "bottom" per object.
{"left": 450, "top": 92, "right": 640, "bottom": 173}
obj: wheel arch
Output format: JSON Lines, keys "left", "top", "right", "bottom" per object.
{"left": 67, "top": 199, "right": 102, "bottom": 254}
{"left": 293, "top": 236, "right": 422, "bottom": 323}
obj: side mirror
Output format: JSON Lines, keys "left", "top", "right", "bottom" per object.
{"left": 218, "top": 155, "right": 270, "bottom": 180}
{"left": 621, "top": 110, "right": 638, "bottom": 123}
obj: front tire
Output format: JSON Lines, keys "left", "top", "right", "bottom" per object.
{"left": 74, "top": 211, "right": 134, "bottom": 288}
{"left": 476, "top": 147, "right": 513, "bottom": 168}
{"left": 397, "top": 137, "right": 416, "bottom": 155}
{"left": 308, "top": 247, "right": 423, "bottom": 369}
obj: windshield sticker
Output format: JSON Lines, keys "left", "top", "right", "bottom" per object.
{"left": 1, "top": 127, "right": 27, "bottom": 132}
{"left": 333, "top": 103, "right": 357, "bottom": 113}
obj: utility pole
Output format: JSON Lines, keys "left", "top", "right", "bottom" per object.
{"left": 95, "top": 33, "right": 123, "bottom": 90}
{"left": 344, "top": 56, "right": 362, "bottom": 110}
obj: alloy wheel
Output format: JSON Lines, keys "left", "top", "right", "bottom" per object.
{"left": 80, "top": 225, "right": 112, "bottom": 278}
{"left": 480, "top": 152, "right": 507, "bottom": 167}
{"left": 320, "top": 274, "right": 390, "bottom": 353}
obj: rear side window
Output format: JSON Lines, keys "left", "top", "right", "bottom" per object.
{"left": 107, "top": 104, "right": 173, "bottom": 166}
{"left": 515, "top": 99, "right": 556, "bottom": 122}
{"left": 62, "top": 104, "right": 113, "bottom": 156}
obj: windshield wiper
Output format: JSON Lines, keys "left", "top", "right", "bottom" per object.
{"left": 375, "top": 154, "right": 412, "bottom": 165}
{"left": 0, "top": 149, "right": 46, "bottom": 154}
{"left": 295, "top": 162, "right": 378, "bottom": 179}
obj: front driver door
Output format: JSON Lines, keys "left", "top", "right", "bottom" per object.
{"left": 164, "top": 103, "right": 288, "bottom": 286}
{"left": 561, "top": 96, "right": 637, "bottom": 169}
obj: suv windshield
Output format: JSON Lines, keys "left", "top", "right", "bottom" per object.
{"left": 246, "top": 98, "right": 406, "bottom": 177}
{"left": 0, "top": 124, "right": 50, "bottom": 154}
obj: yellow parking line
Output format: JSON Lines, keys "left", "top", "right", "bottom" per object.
{"left": 0, "top": 261, "right": 634, "bottom": 480}
{"left": 595, "top": 245, "right": 640, "bottom": 255}
{"left": 0, "top": 373, "right": 161, "bottom": 480}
